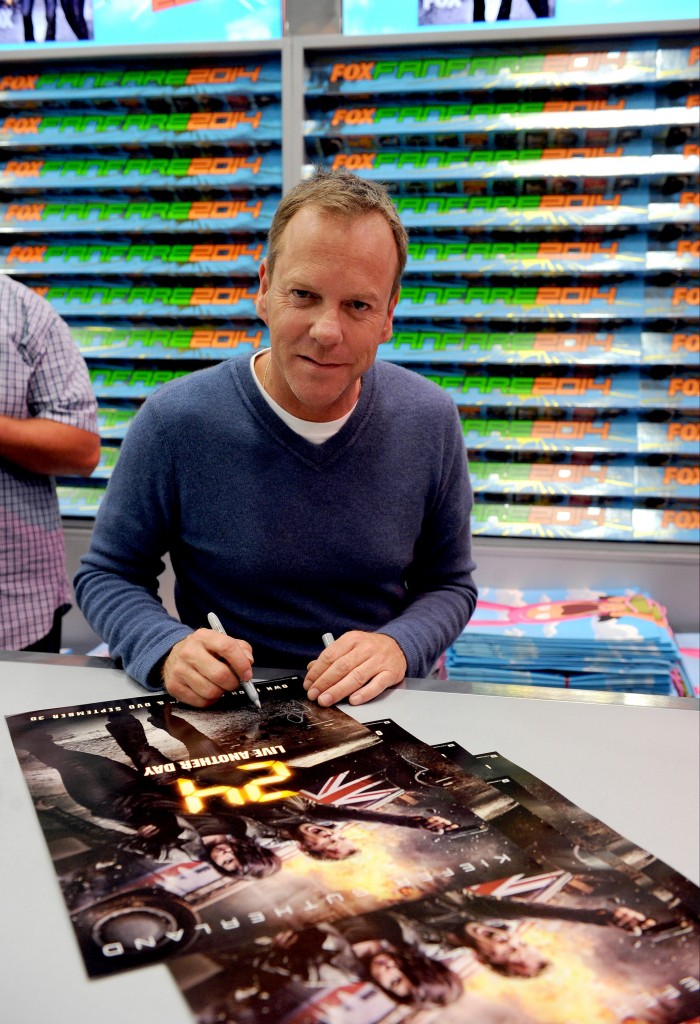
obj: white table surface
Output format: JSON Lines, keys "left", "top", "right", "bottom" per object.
{"left": 1, "top": 654, "right": 697, "bottom": 1023}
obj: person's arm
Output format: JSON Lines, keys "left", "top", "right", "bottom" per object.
{"left": 1, "top": 283, "right": 100, "bottom": 475}
{"left": 303, "top": 802, "right": 458, "bottom": 832}
{"left": 0, "top": 415, "right": 99, "bottom": 475}
{"left": 458, "top": 891, "right": 656, "bottom": 932}
{"left": 74, "top": 399, "right": 252, "bottom": 699}
{"left": 74, "top": 399, "right": 190, "bottom": 688}
{"left": 304, "top": 400, "right": 476, "bottom": 705}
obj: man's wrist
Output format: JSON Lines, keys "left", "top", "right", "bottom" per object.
{"left": 148, "top": 653, "right": 170, "bottom": 689}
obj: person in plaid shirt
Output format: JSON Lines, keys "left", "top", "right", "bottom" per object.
{"left": 0, "top": 274, "right": 99, "bottom": 651}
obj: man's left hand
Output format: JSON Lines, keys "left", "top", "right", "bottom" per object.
{"left": 304, "top": 631, "right": 407, "bottom": 707}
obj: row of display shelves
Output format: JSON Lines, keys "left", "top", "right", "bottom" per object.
{"left": 64, "top": 323, "right": 698, "bottom": 364}
{"left": 2, "top": 43, "right": 697, "bottom": 96}
{"left": 18, "top": 277, "right": 700, "bottom": 317}
{"left": 303, "top": 43, "right": 700, "bottom": 93}
{"left": 1, "top": 186, "right": 699, "bottom": 229}
{"left": 87, "top": 402, "right": 697, "bottom": 452}
{"left": 3, "top": 231, "right": 699, "bottom": 273}
{"left": 81, "top": 361, "right": 698, "bottom": 409}
{"left": 87, "top": 442, "right": 699, "bottom": 495}
{"left": 2, "top": 35, "right": 698, "bottom": 545}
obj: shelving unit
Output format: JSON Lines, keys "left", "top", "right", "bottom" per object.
{"left": 301, "top": 34, "right": 699, "bottom": 545}
{"left": 2, "top": 24, "right": 698, "bottom": 647}
{"left": 1, "top": 46, "right": 284, "bottom": 514}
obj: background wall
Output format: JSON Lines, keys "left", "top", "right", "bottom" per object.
{"left": 3, "top": 13, "right": 697, "bottom": 655}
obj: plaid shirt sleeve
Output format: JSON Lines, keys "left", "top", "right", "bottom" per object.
{"left": 9, "top": 280, "right": 98, "bottom": 432}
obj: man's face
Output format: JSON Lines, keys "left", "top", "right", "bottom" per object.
{"left": 255, "top": 206, "right": 399, "bottom": 422}
{"left": 296, "top": 822, "right": 358, "bottom": 859}
{"left": 466, "top": 924, "right": 549, "bottom": 978}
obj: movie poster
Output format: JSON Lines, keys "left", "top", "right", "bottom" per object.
{"left": 6, "top": 680, "right": 699, "bottom": 1022}
{"left": 168, "top": 718, "right": 699, "bottom": 1023}
{"left": 171, "top": 866, "right": 700, "bottom": 1023}
{"left": 417, "top": 0, "right": 554, "bottom": 27}
{"left": 0, "top": 0, "right": 93, "bottom": 45}
{"left": 6, "top": 677, "right": 537, "bottom": 978}
{"left": 341, "top": 0, "right": 693, "bottom": 35}
{"left": 0, "top": 0, "right": 282, "bottom": 48}
{"left": 434, "top": 741, "right": 700, "bottom": 920}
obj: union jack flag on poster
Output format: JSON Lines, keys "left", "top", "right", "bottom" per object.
{"left": 299, "top": 770, "right": 404, "bottom": 809}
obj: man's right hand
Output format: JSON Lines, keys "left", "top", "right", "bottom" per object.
{"left": 161, "top": 628, "right": 254, "bottom": 706}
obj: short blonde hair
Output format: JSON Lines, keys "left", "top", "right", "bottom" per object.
{"left": 266, "top": 167, "right": 408, "bottom": 297}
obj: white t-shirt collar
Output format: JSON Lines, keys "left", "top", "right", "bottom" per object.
{"left": 250, "top": 350, "right": 356, "bottom": 444}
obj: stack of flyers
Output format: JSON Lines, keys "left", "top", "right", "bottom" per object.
{"left": 446, "top": 587, "right": 694, "bottom": 696}
{"left": 675, "top": 634, "right": 700, "bottom": 697}
{"left": 5, "top": 678, "right": 699, "bottom": 1023}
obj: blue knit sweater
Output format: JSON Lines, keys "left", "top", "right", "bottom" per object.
{"left": 75, "top": 356, "right": 477, "bottom": 687}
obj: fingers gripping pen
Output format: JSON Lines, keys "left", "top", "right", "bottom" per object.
{"left": 207, "top": 612, "right": 261, "bottom": 710}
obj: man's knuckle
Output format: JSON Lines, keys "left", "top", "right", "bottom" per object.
{"left": 349, "top": 666, "right": 367, "bottom": 686}
{"left": 210, "top": 663, "right": 232, "bottom": 688}
{"left": 335, "top": 654, "right": 353, "bottom": 675}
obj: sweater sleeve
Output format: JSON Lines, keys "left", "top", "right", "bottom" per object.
{"left": 74, "top": 399, "right": 192, "bottom": 687}
{"left": 375, "top": 400, "right": 477, "bottom": 678}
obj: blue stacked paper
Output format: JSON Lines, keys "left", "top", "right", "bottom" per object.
{"left": 676, "top": 633, "right": 700, "bottom": 697}
{"left": 446, "top": 588, "right": 693, "bottom": 696}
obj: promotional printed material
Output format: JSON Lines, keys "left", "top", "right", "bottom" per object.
{"left": 446, "top": 587, "right": 695, "bottom": 693}
{"left": 7, "top": 679, "right": 534, "bottom": 978}
{"left": 436, "top": 742, "right": 700, "bottom": 918}
{"left": 6, "top": 682, "right": 699, "bottom": 1021}
{"left": 168, "top": 718, "right": 700, "bottom": 1023}
{"left": 342, "top": 1, "right": 695, "bottom": 35}
{"left": 0, "top": 0, "right": 282, "bottom": 50}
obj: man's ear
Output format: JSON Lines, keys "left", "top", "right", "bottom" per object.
{"left": 255, "top": 259, "right": 270, "bottom": 324}
{"left": 380, "top": 289, "right": 400, "bottom": 343}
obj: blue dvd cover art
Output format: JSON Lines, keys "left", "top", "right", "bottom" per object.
{"left": 447, "top": 587, "right": 694, "bottom": 693}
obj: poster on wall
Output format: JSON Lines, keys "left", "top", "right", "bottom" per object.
{"left": 342, "top": 0, "right": 696, "bottom": 33}
{"left": 0, "top": 0, "right": 282, "bottom": 49}
{"left": 0, "top": 0, "right": 94, "bottom": 44}
{"left": 418, "top": 0, "right": 554, "bottom": 25}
